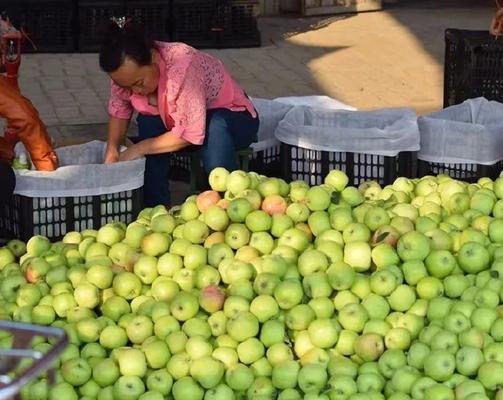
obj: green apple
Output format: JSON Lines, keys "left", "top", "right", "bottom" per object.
{"left": 371, "top": 243, "right": 399, "bottom": 269}
{"left": 407, "top": 341, "right": 430, "bottom": 370}
{"left": 170, "top": 291, "right": 199, "bottom": 321}
{"left": 92, "top": 357, "right": 120, "bottom": 387}
{"left": 378, "top": 348, "right": 407, "bottom": 378}
{"left": 225, "top": 223, "right": 250, "bottom": 250}
{"left": 425, "top": 250, "right": 456, "bottom": 278}
{"left": 477, "top": 361, "right": 503, "bottom": 390}
{"left": 286, "top": 203, "right": 310, "bottom": 224}
{"left": 140, "top": 232, "right": 170, "bottom": 257}
{"left": 113, "top": 376, "right": 146, "bottom": 400}
{"left": 225, "top": 363, "right": 254, "bottom": 391}
{"left": 86, "top": 264, "right": 114, "bottom": 289}
{"left": 227, "top": 311, "right": 259, "bottom": 342}
{"left": 325, "top": 169, "right": 349, "bottom": 191}
{"left": 61, "top": 357, "right": 92, "bottom": 386}
{"left": 115, "top": 347, "right": 147, "bottom": 377}
{"left": 16, "top": 284, "right": 41, "bottom": 307}
{"left": 297, "top": 363, "right": 328, "bottom": 393}
{"left": 457, "top": 242, "right": 490, "bottom": 274}
{"left": 48, "top": 382, "right": 78, "bottom": 400}
{"left": 341, "top": 186, "right": 364, "bottom": 207}
{"left": 343, "top": 222, "right": 371, "bottom": 243}
{"left": 369, "top": 269, "right": 397, "bottom": 296}
{"left": 260, "top": 319, "right": 286, "bottom": 348}
{"left": 423, "top": 350, "right": 456, "bottom": 382}
{"left": 397, "top": 231, "right": 431, "bottom": 261}
{"left": 277, "top": 227, "right": 309, "bottom": 253}
{"left": 338, "top": 303, "right": 368, "bottom": 333}
{"left": 306, "top": 186, "right": 331, "bottom": 211}
{"left": 208, "top": 167, "right": 230, "bottom": 192}
{"left": 31, "top": 304, "right": 56, "bottom": 325}
{"left": 7, "top": 239, "right": 26, "bottom": 258}
{"left": 330, "top": 207, "right": 354, "bottom": 231}
{"left": 96, "top": 224, "right": 124, "bottom": 246}
{"left": 326, "top": 374, "right": 358, "bottom": 399}
{"left": 101, "top": 296, "right": 131, "bottom": 321}
{"left": 327, "top": 261, "right": 356, "bottom": 290}
{"left": 344, "top": 241, "right": 371, "bottom": 272}
{"left": 364, "top": 206, "right": 390, "bottom": 231}
{"left": 354, "top": 333, "right": 384, "bottom": 361}
{"left": 384, "top": 327, "right": 411, "bottom": 350}
{"left": 271, "top": 214, "right": 295, "bottom": 238}
{"left": 470, "top": 192, "right": 495, "bottom": 216}
{"left": 416, "top": 276, "right": 444, "bottom": 300}
{"left": 227, "top": 170, "right": 251, "bottom": 195}
{"left": 273, "top": 279, "right": 303, "bottom": 310}
{"left": 26, "top": 235, "right": 51, "bottom": 257}
{"left": 113, "top": 272, "right": 142, "bottom": 300}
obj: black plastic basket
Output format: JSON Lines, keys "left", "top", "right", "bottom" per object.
{"left": 417, "top": 160, "right": 502, "bottom": 183}
{"left": 170, "top": 0, "right": 260, "bottom": 48}
{"left": 0, "top": 189, "right": 143, "bottom": 242}
{"left": 219, "top": 0, "right": 260, "bottom": 48}
{"left": 170, "top": 0, "right": 221, "bottom": 48}
{"left": 444, "top": 29, "right": 503, "bottom": 107}
{"left": 23, "top": 0, "right": 77, "bottom": 52}
{"left": 249, "top": 143, "right": 282, "bottom": 177}
{"left": 126, "top": 0, "right": 170, "bottom": 41}
{"left": 169, "top": 151, "right": 192, "bottom": 182}
{"left": 77, "top": 0, "right": 126, "bottom": 52}
{"left": 281, "top": 143, "right": 415, "bottom": 186}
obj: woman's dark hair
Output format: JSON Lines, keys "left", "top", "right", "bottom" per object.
{"left": 99, "top": 19, "right": 155, "bottom": 73}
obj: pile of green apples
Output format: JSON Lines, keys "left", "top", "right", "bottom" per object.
{"left": 0, "top": 167, "right": 502, "bottom": 400}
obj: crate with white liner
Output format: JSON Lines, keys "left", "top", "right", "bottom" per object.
{"left": 417, "top": 97, "right": 503, "bottom": 182}
{"left": 0, "top": 141, "right": 144, "bottom": 241}
{"left": 276, "top": 105, "right": 419, "bottom": 186}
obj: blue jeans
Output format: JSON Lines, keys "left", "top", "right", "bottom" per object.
{"left": 137, "top": 108, "right": 259, "bottom": 206}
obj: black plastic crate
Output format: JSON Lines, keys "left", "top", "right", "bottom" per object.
{"left": 23, "top": 0, "right": 77, "bottom": 52}
{"left": 281, "top": 143, "right": 415, "bottom": 186}
{"left": 0, "top": 189, "right": 143, "bottom": 242}
{"left": 170, "top": 0, "right": 260, "bottom": 48}
{"left": 77, "top": 0, "right": 126, "bottom": 52}
{"left": 249, "top": 143, "right": 281, "bottom": 177}
{"left": 219, "top": 0, "right": 260, "bottom": 48}
{"left": 169, "top": 151, "right": 192, "bottom": 182}
{"left": 170, "top": 0, "right": 220, "bottom": 48}
{"left": 126, "top": 0, "right": 170, "bottom": 41}
{"left": 444, "top": 29, "right": 503, "bottom": 107}
{"left": 417, "top": 160, "right": 502, "bottom": 183}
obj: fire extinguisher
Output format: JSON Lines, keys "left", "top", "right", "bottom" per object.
{"left": 2, "top": 32, "right": 22, "bottom": 90}
{"left": 0, "top": 12, "right": 23, "bottom": 90}
{"left": 1, "top": 12, "right": 25, "bottom": 145}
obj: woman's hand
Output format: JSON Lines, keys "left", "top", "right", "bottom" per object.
{"left": 118, "top": 144, "right": 144, "bottom": 162}
{"left": 104, "top": 147, "right": 120, "bottom": 164}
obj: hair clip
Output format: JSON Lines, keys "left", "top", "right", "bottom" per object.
{"left": 110, "top": 16, "right": 128, "bottom": 29}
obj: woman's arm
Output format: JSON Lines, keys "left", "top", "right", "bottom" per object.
{"left": 118, "top": 131, "right": 190, "bottom": 161}
{"left": 104, "top": 116, "right": 130, "bottom": 163}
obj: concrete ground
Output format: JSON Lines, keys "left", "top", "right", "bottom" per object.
{"left": 7, "top": 1, "right": 498, "bottom": 203}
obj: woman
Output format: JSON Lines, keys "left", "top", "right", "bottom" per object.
{"left": 99, "top": 19, "right": 259, "bottom": 207}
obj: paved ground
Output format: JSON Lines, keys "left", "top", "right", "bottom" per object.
{"left": 6, "top": 1, "right": 498, "bottom": 203}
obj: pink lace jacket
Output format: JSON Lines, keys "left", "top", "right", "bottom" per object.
{"left": 108, "top": 41, "right": 257, "bottom": 145}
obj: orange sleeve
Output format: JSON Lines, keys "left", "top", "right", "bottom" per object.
{"left": 0, "top": 76, "right": 58, "bottom": 171}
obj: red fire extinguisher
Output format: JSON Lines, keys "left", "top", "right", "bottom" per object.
{"left": 0, "top": 12, "right": 23, "bottom": 90}
{"left": 1, "top": 12, "right": 25, "bottom": 145}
